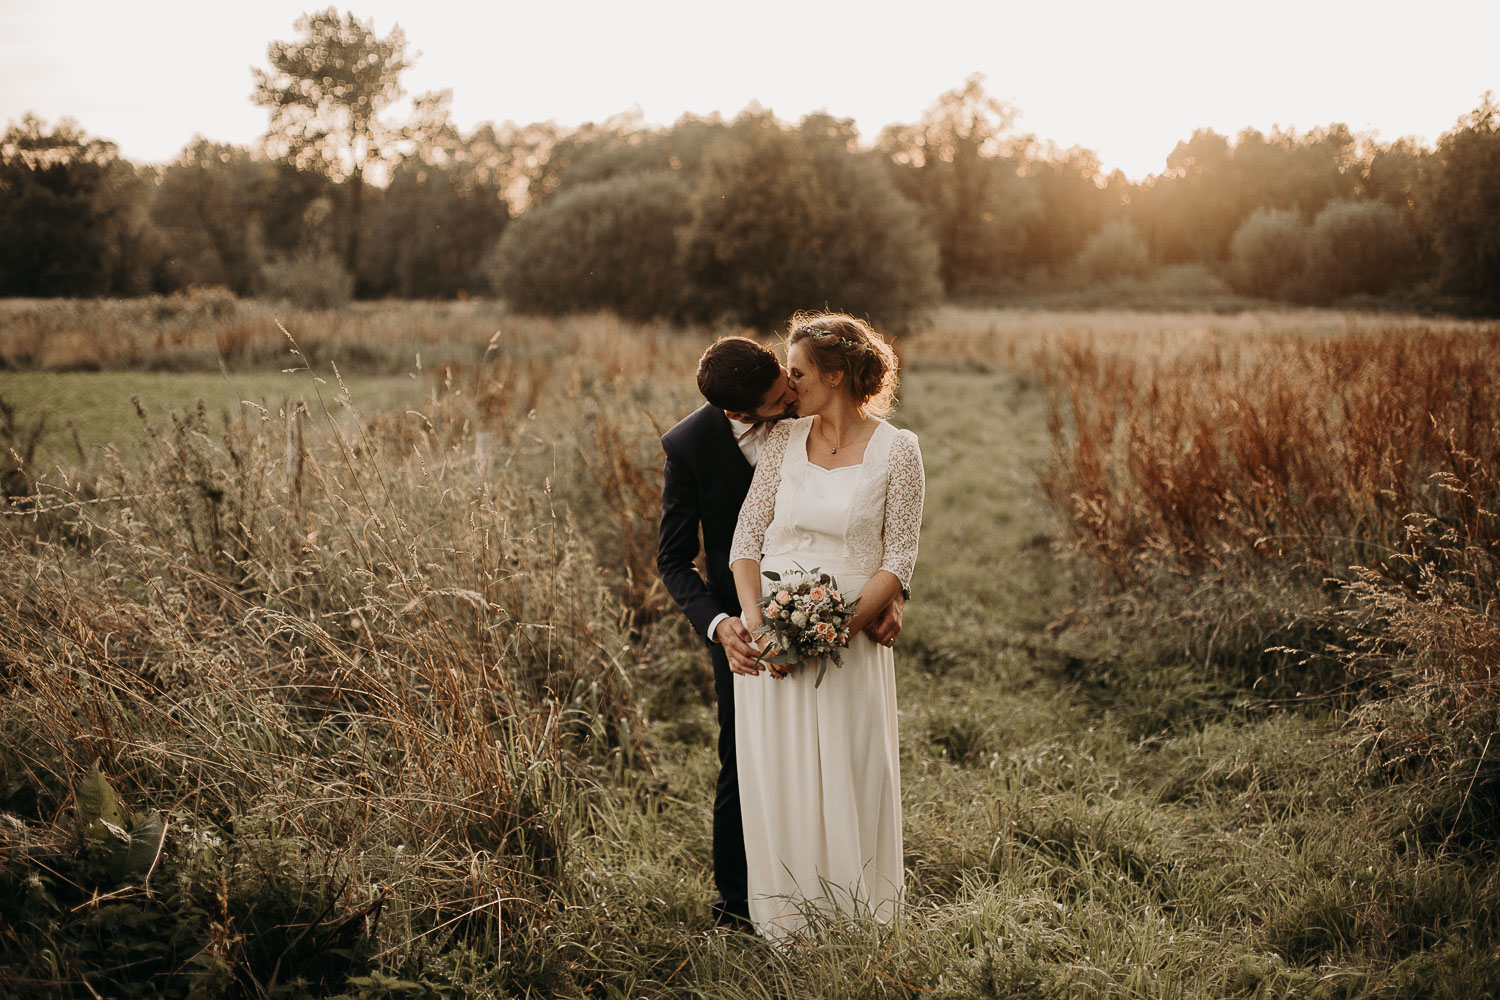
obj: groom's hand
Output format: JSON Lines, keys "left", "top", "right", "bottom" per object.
{"left": 717, "top": 617, "right": 762, "bottom": 675}
{"left": 864, "top": 592, "right": 905, "bottom": 648}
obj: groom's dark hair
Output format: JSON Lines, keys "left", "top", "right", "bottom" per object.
{"left": 697, "top": 336, "right": 781, "bottom": 413}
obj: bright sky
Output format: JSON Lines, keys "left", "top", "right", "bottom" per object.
{"left": 1, "top": 0, "right": 1494, "bottom": 181}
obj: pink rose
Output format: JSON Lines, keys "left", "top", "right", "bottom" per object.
{"left": 809, "top": 586, "right": 827, "bottom": 602}
{"left": 776, "top": 590, "right": 792, "bottom": 605}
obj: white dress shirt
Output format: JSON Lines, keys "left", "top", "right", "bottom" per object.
{"left": 707, "top": 417, "right": 775, "bottom": 642}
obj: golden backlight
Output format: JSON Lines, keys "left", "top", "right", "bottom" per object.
{"left": 0, "top": 0, "right": 1495, "bottom": 179}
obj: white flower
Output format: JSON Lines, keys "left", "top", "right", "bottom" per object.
{"left": 790, "top": 610, "right": 808, "bottom": 628}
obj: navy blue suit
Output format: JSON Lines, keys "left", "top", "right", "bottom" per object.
{"left": 657, "top": 402, "right": 754, "bottom": 919}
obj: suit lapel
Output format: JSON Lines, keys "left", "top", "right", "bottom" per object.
{"left": 705, "top": 405, "right": 753, "bottom": 479}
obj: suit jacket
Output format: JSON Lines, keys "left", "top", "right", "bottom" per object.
{"left": 657, "top": 403, "right": 755, "bottom": 641}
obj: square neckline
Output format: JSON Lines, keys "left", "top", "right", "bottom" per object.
{"left": 801, "top": 416, "right": 886, "bottom": 472}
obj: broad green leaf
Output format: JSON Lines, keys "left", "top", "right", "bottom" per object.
{"left": 762, "top": 570, "right": 781, "bottom": 581}
{"left": 77, "top": 762, "right": 125, "bottom": 832}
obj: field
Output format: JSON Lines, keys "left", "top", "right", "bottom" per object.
{"left": 1, "top": 301, "right": 1498, "bottom": 998}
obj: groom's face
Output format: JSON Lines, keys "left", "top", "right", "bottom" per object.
{"left": 740, "top": 368, "right": 798, "bottom": 424}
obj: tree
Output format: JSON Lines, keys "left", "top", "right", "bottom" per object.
{"left": 1137, "top": 129, "right": 1237, "bottom": 263}
{"left": 1423, "top": 93, "right": 1500, "bottom": 303}
{"left": 362, "top": 157, "right": 509, "bottom": 298}
{"left": 0, "top": 115, "right": 159, "bottom": 296}
{"left": 251, "top": 9, "right": 428, "bottom": 281}
{"left": 1021, "top": 144, "right": 1122, "bottom": 274}
{"left": 877, "top": 76, "right": 1037, "bottom": 294}
{"left": 152, "top": 139, "right": 271, "bottom": 294}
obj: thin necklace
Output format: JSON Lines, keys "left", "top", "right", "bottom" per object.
{"left": 822, "top": 419, "right": 856, "bottom": 455}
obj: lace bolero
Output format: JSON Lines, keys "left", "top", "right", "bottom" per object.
{"left": 729, "top": 417, "right": 925, "bottom": 591}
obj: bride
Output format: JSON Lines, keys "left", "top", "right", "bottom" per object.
{"left": 728, "top": 312, "right": 925, "bottom": 939}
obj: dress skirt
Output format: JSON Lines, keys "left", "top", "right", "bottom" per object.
{"left": 733, "top": 551, "right": 904, "bottom": 939}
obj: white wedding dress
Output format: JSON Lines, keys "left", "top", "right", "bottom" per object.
{"left": 729, "top": 416, "right": 925, "bottom": 939}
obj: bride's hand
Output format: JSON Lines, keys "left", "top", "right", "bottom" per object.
{"left": 846, "top": 572, "right": 903, "bottom": 643}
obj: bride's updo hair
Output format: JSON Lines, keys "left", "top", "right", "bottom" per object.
{"left": 786, "top": 312, "right": 900, "bottom": 417}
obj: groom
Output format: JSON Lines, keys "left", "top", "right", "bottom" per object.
{"left": 657, "top": 335, "right": 904, "bottom": 930}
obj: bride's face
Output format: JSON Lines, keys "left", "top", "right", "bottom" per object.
{"left": 787, "top": 341, "right": 836, "bottom": 415}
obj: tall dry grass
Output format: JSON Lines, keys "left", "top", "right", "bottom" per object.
{"left": 0, "top": 320, "right": 703, "bottom": 994}
{"left": 1035, "top": 329, "right": 1500, "bottom": 585}
{"left": 1018, "top": 314, "right": 1500, "bottom": 830}
{"left": 905, "top": 303, "right": 1497, "bottom": 371}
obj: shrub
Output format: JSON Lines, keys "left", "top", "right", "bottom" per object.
{"left": 1304, "top": 198, "right": 1420, "bottom": 300}
{"left": 260, "top": 245, "right": 355, "bottom": 308}
{"left": 679, "top": 123, "right": 941, "bottom": 331}
{"left": 1073, "top": 220, "right": 1151, "bottom": 283}
{"left": 485, "top": 172, "right": 691, "bottom": 321}
{"left": 1226, "top": 207, "right": 1309, "bottom": 298}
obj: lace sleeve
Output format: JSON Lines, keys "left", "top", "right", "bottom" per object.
{"left": 879, "top": 430, "right": 925, "bottom": 593}
{"left": 729, "top": 421, "right": 792, "bottom": 565}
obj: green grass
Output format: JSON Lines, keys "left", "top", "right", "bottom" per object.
{"left": 0, "top": 369, "right": 426, "bottom": 470}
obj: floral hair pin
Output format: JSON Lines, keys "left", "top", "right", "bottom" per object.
{"left": 808, "top": 329, "right": 875, "bottom": 354}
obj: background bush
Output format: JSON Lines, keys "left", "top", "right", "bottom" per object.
{"left": 1073, "top": 220, "right": 1152, "bottom": 283}
{"left": 678, "top": 122, "right": 941, "bottom": 330}
{"left": 1226, "top": 207, "right": 1309, "bottom": 298}
{"left": 260, "top": 245, "right": 355, "bottom": 309}
{"left": 1305, "top": 199, "right": 1420, "bottom": 300}
{"left": 485, "top": 172, "right": 691, "bottom": 321}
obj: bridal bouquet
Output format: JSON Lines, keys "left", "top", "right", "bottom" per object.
{"left": 752, "top": 567, "right": 859, "bottom": 687}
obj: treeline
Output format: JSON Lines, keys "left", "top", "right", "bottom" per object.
{"left": 1, "top": 11, "right": 1497, "bottom": 322}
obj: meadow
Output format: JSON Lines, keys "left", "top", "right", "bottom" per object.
{"left": 1, "top": 299, "right": 1498, "bottom": 998}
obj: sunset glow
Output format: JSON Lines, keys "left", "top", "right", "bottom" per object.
{"left": 1, "top": 0, "right": 1496, "bottom": 179}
